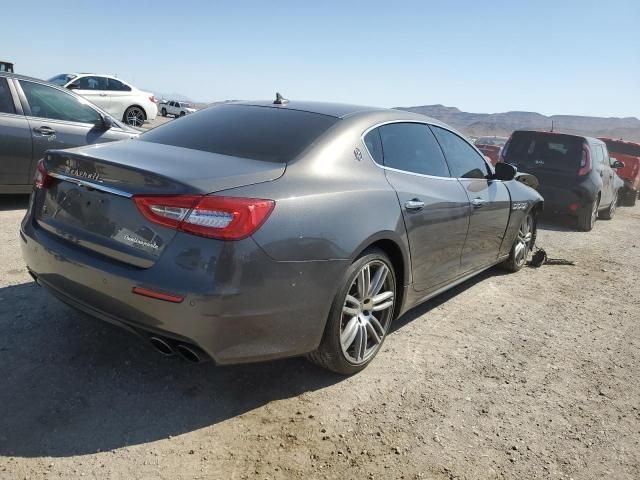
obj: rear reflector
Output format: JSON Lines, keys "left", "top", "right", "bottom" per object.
{"left": 132, "top": 286, "right": 184, "bottom": 303}
{"left": 569, "top": 203, "right": 579, "bottom": 212}
{"left": 133, "top": 195, "right": 275, "bottom": 240}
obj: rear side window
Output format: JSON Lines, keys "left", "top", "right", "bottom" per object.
{"left": 431, "top": 126, "right": 489, "bottom": 179}
{"left": 364, "top": 128, "right": 383, "bottom": 164}
{"left": 502, "top": 132, "right": 584, "bottom": 173}
{"left": 377, "top": 122, "right": 450, "bottom": 177}
{"left": 0, "top": 78, "right": 15, "bottom": 114}
{"left": 75, "top": 76, "right": 108, "bottom": 90}
{"left": 107, "top": 78, "right": 131, "bottom": 91}
{"left": 140, "top": 104, "right": 339, "bottom": 163}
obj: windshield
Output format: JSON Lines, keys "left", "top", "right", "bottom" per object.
{"left": 140, "top": 104, "right": 339, "bottom": 163}
{"left": 503, "top": 131, "right": 583, "bottom": 172}
{"left": 475, "top": 137, "right": 507, "bottom": 147}
{"left": 47, "top": 74, "right": 77, "bottom": 86}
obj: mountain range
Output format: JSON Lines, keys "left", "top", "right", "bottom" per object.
{"left": 395, "top": 105, "right": 640, "bottom": 142}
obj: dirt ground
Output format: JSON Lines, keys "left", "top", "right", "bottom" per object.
{"left": 0, "top": 195, "right": 638, "bottom": 480}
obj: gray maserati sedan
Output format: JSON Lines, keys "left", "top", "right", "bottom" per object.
{"left": 20, "top": 97, "right": 543, "bottom": 374}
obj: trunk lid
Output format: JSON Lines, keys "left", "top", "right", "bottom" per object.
{"left": 34, "top": 140, "right": 285, "bottom": 268}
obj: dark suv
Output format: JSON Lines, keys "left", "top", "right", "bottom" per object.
{"left": 501, "top": 130, "right": 624, "bottom": 231}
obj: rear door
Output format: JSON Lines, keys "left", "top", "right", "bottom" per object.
{"left": 366, "top": 122, "right": 471, "bottom": 292}
{"left": 431, "top": 126, "right": 511, "bottom": 272}
{"left": 593, "top": 142, "right": 613, "bottom": 205}
{"left": 106, "top": 78, "right": 134, "bottom": 120}
{"left": 17, "top": 80, "right": 115, "bottom": 164}
{"left": 0, "top": 77, "right": 33, "bottom": 185}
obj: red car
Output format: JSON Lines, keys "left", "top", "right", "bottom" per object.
{"left": 599, "top": 138, "right": 640, "bottom": 206}
{"left": 474, "top": 136, "right": 508, "bottom": 165}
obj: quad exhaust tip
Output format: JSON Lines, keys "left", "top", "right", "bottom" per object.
{"left": 149, "top": 336, "right": 174, "bottom": 356}
{"left": 148, "top": 335, "right": 206, "bottom": 363}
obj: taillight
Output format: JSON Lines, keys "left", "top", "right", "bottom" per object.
{"left": 34, "top": 159, "right": 52, "bottom": 189}
{"left": 133, "top": 195, "right": 275, "bottom": 240}
{"left": 578, "top": 144, "right": 592, "bottom": 176}
{"left": 149, "top": 95, "right": 157, "bottom": 103}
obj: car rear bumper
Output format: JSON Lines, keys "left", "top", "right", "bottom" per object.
{"left": 538, "top": 181, "right": 598, "bottom": 215}
{"left": 20, "top": 209, "right": 347, "bottom": 364}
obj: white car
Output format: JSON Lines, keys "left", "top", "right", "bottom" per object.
{"left": 160, "top": 100, "right": 197, "bottom": 117}
{"left": 48, "top": 73, "right": 158, "bottom": 127}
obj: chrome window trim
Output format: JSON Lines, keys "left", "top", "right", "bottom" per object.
{"left": 361, "top": 119, "right": 492, "bottom": 181}
{"left": 47, "top": 172, "right": 133, "bottom": 198}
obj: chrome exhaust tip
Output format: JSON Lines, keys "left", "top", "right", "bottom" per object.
{"left": 175, "top": 344, "right": 202, "bottom": 363}
{"left": 149, "top": 336, "right": 174, "bottom": 356}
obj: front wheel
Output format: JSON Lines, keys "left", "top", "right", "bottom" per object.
{"left": 124, "top": 106, "right": 146, "bottom": 127}
{"left": 307, "top": 249, "right": 396, "bottom": 375}
{"left": 499, "top": 212, "right": 535, "bottom": 272}
{"left": 161, "top": 107, "right": 167, "bottom": 117}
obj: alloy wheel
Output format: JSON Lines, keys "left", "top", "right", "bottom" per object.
{"left": 514, "top": 214, "right": 534, "bottom": 267}
{"left": 126, "top": 107, "right": 145, "bottom": 127}
{"left": 591, "top": 198, "right": 599, "bottom": 226}
{"left": 340, "top": 260, "right": 395, "bottom": 365}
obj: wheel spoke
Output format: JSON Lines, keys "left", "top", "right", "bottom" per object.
{"left": 366, "top": 321, "right": 382, "bottom": 345}
{"left": 368, "top": 264, "right": 388, "bottom": 296}
{"left": 357, "top": 265, "right": 370, "bottom": 298}
{"left": 340, "top": 317, "right": 359, "bottom": 351}
{"left": 369, "top": 314, "right": 385, "bottom": 336}
{"left": 343, "top": 294, "right": 360, "bottom": 316}
{"left": 372, "top": 291, "right": 394, "bottom": 312}
{"left": 514, "top": 241, "right": 525, "bottom": 260}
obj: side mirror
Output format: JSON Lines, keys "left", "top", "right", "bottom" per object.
{"left": 96, "top": 113, "right": 113, "bottom": 130}
{"left": 493, "top": 162, "right": 517, "bottom": 181}
{"left": 611, "top": 159, "right": 624, "bottom": 169}
{"left": 67, "top": 83, "right": 79, "bottom": 90}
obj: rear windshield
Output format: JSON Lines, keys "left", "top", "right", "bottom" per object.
{"left": 140, "top": 104, "right": 339, "bottom": 163}
{"left": 504, "top": 132, "right": 583, "bottom": 172}
{"left": 602, "top": 140, "right": 640, "bottom": 157}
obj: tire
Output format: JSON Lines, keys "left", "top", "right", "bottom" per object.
{"left": 161, "top": 107, "right": 167, "bottom": 117}
{"left": 179, "top": 111, "right": 185, "bottom": 117}
{"left": 123, "top": 106, "right": 146, "bottom": 127}
{"left": 577, "top": 196, "right": 599, "bottom": 231}
{"left": 307, "top": 249, "right": 396, "bottom": 375}
{"left": 599, "top": 190, "right": 618, "bottom": 220}
{"left": 499, "top": 212, "right": 535, "bottom": 272}
{"left": 622, "top": 188, "right": 637, "bottom": 207}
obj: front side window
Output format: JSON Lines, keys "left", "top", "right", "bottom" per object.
{"left": 378, "top": 122, "right": 450, "bottom": 177}
{"left": 75, "top": 76, "right": 108, "bottom": 90}
{"left": 107, "top": 78, "right": 131, "bottom": 91}
{"left": 0, "top": 78, "right": 16, "bottom": 114}
{"left": 431, "top": 126, "right": 489, "bottom": 179}
{"left": 140, "top": 104, "right": 339, "bottom": 163}
{"left": 20, "top": 81, "right": 102, "bottom": 124}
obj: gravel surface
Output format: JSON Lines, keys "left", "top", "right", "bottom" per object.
{"left": 0, "top": 196, "right": 638, "bottom": 479}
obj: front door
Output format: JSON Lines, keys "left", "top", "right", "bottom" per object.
{"left": 365, "top": 122, "right": 471, "bottom": 292}
{"left": 430, "top": 126, "right": 511, "bottom": 272}
{"left": 69, "top": 75, "right": 110, "bottom": 113}
{"left": 0, "top": 77, "right": 33, "bottom": 185}
{"left": 17, "top": 80, "right": 108, "bottom": 166}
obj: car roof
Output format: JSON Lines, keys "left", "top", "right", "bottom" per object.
{"left": 227, "top": 100, "right": 448, "bottom": 126}
{"left": 0, "top": 72, "right": 47, "bottom": 82}
{"left": 511, "top": 129, "right": 603, "bottom": 144}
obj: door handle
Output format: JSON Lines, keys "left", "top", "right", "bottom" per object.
{"left": 404, "top": 199, "right": 425, "bottom": 211}
{"left": 99, "top": 93, "right": 108, "bottom": 96}
{"left": 471, "top": 197, "right": 486, "bottom": 208}
{"left": 34, "top": 126, "right": 56, "bottom": 136}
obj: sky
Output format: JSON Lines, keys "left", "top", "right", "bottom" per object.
{"left": 3, "top": 0, "right": 639, "bottom": 118}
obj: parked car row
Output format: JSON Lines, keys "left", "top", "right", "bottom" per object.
{"left": 2, "top": 77, "right": 637, "bottom": 374}
{"left": 474, "top": 136, "right": 508, "bottom": 165}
